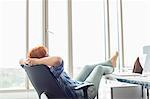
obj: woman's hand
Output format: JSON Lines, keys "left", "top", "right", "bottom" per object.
{"left": 26, "top": 58, "right": 40, "bottom": 66}
{"left": 19, "top": 58, "right": 39, "bottom": 66}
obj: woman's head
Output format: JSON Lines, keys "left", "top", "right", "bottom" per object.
{"left": 28, "top": 45, "right": 48, "bottom": 58}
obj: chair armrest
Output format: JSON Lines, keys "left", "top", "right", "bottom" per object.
{"left": 74, "top": 83, "right": 94, "bottom": 99}
{"left": 74, "top": 82, "right": 94, "bottom": 90}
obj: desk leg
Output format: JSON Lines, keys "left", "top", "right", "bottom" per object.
{"left": 147, "top": 89, "right": 149, "bottom": 99}
{"left": 142, "top": 86, "right": 144, "bottom": 99}
{"left": 96, "top": 92, "right": 99, "bottom": 99}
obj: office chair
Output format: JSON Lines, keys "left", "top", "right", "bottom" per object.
{"left": 20, "top": 64, "right": 93, "bottom": 99}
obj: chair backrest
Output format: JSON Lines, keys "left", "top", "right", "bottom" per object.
{"left": 22, "top": 64, "right": 68, "bottom": 99}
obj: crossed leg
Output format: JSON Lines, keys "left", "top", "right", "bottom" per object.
{"left": 75, "top": 52, "right": 118, "bottom": 99}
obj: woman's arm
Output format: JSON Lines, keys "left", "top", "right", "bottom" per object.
{"left": 27, "top": 56, "right": 62, "bottom": 67}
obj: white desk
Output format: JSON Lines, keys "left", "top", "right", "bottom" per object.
{"left": 113, "top": 73, "right": 150, "bottom": 99}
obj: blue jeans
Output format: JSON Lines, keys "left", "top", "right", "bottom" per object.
{"left": 75, "top": 60, "right": 114, "bottom": 99}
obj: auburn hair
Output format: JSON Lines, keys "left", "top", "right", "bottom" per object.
{"left": 28, "top": 45, "right": 48, "bottom": 58}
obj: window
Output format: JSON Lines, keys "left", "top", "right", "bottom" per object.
{"left": 122, "top": 0, "right": 150, "bottom": 67}
{"left": 108, "top": 0, "right": 120, "bottom": 71}
{"left": 0, "top": 0, "right": 26, "bottom": 89}
{"left": 72, "top": 0, "right": 105, "bottom": 77}
{"left": 0, "top": 0, "right": 43, "bottom": 90}
{"left": 28, "top": 0, "right": 42, "bottom": 49}
{"left": 48, "top": 0, "right": 69, "bottom": 71}
{"left": 28, "top": 0, "right": 43, "bottom": 88}
{"left": 109, "top": 0, "right": 119, "bottom": 57}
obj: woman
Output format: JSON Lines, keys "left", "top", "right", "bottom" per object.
{"left": 20, "top": 44, "right": 118, "bottom": 99}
